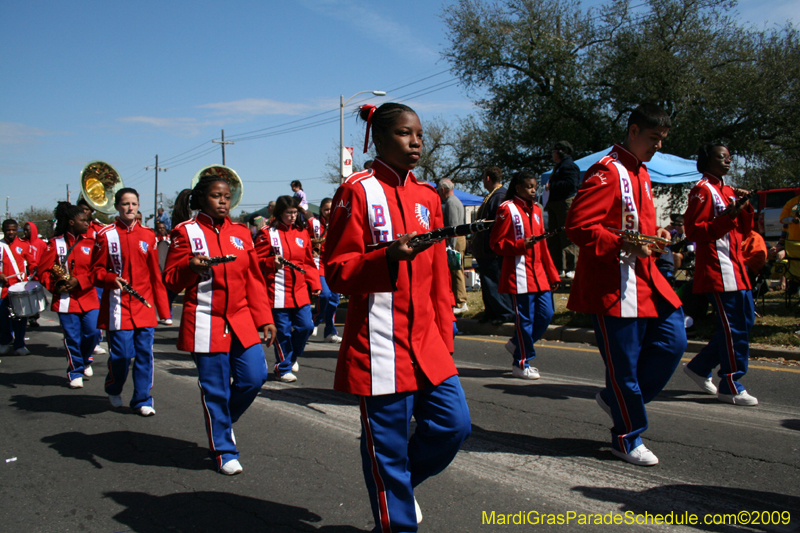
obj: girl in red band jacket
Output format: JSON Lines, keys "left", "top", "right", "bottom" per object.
{"left": 255, "top": 196, "right": 320, "bottom": 381}
{"left": 93, "top": 218, "right": 170, "bottom": 330}
{"left": 163, "top": 175, "right": 276, "bottom": 474}
{"left": 490, "top": 172, "right": 560, "bottom": 379}
{"left": 39, "top": 203, "right": 99, "bottom": 386}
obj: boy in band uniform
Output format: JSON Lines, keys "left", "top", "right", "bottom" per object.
{"left": 565, "top": 104, "right": 687, "bottom": 466}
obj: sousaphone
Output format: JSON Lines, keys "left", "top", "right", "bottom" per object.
{"left": 191, "top": 164, "right": 244, "bottom": 210}
{"left": 80, "top": 160, "right": 124, "bottom": 215}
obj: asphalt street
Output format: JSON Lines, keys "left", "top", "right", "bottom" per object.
{"left": 1, "top": 308, "right": 799, "bottom": 533}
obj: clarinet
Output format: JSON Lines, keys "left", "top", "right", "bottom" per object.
{"left": 203, "top": 255, "right": 237, "bottom": 267}
{"left": 369, "top": 220, "right": 495, "bottom": 250}
{"left": 715, "top": 189, "right": 758, "bottom": 219}
{"left": 531, "top": 226, "right": 564, "bottom": 244}
{"left": 272, "top": 254, "right": 307, "bottom": 275}
{"left": 118, "top": 278, "right": 152, "bottom": 308}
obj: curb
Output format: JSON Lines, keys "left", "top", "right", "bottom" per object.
{"left": 455, "top": 318, "right": 800, "bottom": 361}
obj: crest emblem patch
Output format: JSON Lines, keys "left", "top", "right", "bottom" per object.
{"left": 230, "top": 236, "right": 245, "bottom": 250}
{"left": 295, "top": 237, "right": 304, "bottom": 247}
{"left": 139, "top": 241, "right": 149, "bottom": 254}
{"left": 415, "top": 203, "right": 430, "bottom": 230}
{"left": 81, "top": 246, "right": 91, "bottom": 255}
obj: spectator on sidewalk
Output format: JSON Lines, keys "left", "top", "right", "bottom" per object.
{"left": 438, "top": 179, "right": 468, "bottom": 314}
{"left": 545, "top": 141, "right": 581, "bottom": 278}
{"left": 472, "top": 167, "right": 515, "bottom": 325}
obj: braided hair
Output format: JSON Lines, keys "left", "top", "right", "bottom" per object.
{"left": 189, "top": 174, "right": 229, "bottom": 211}
{"left": 53, "top": 202, "right": 84, "bottom": 237}
{"left": 358, "top": 102, "right": 416, "bottom": 157}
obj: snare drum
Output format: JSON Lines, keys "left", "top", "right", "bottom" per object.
{"left": 7, "top": 281, "right": 48, "bottom": 318}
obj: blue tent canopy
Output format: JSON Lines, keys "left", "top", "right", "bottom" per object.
{"left": 542, "top": 147, "right": 701, "bottom": 185}
{"left": 426, "top": 182, "right": 484, "bottom": 206}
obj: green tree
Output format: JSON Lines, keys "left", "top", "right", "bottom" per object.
{"left": 13, "top": 207, "right": 55, "bottom": 240}
{"left": 442, "top": 0, "right": 800, "bottom": 188}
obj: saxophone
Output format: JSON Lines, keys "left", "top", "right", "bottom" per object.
{"left": 51, "top": 262, "right": 72, "bottom": 292}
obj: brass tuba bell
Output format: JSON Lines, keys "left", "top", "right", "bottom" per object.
{"left": 191, "top": 165, "right": 244, "bottom": 211}
{"left": 80, "top": 161, "right": 124, "bottom": 215}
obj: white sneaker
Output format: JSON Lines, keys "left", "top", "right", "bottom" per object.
{"left": 453, "top": 302, "right": 468, "bottom": 315}
{"left": 718, "top": 390, "right": 759, "bottom": 406}
{"left": 565, "top": 271, "right": 575, "bottom": 279}
{"left": 504, "top": 339, "right": 516, "bottom": 355}
{"left": 108, "top": 394, "right": 123, "bottom": 408}
{"left": 84, "top": 365, "right": 93, "bottom": 378}
{"left": 279, "top": 372, "right": 297, "bottom": 383}
{"left": 137, "top": 406, "right": 156, "bottom": 417}
{"left": 0, "top": 344, "right": 12, "bottom": 356}
{"left": 683, "top": 365, "right": 717, "bottom": 395}
{"left": 595, "top": 392, "right": 612, "bottom": 421}
{"left": 93, "top": 345, "right": 106, "bottom": 355}
{"left": 511, "top": 366, "right": 540, "bottom": 380}
{"left": 69, "top": 377, "right": 84, "bottom": 389}
{"left": 220, "top": 459, "right": 243, "bottom": 475}
{"left": 292, "top": 361, "right": 299, "bottom": 373}
{"left": 312, "top": 326, "right": 318, "bottom": 337}
{"left": 15, "top": 347, "right": 30, "bottom": 356}
{"left": 414, "top": 497, "right": 423, "bottom": 524}
{"left": 612, "top": 444, "right": 659, "bottom": 466}
{"left": 325, "top": 334, "right": 342, "bottom": 344}
{"left": 163, "top": 319, "right": 173, "bottom": 326}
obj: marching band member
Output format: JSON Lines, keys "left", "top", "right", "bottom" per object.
{"left": 308, "top": 197, "right": 341, "bottom": 343}
{"left": 0, "top": 219, "right": 34, "bottom": 356}
{"left": 155, "top": 220, "right": 176, "bottom": 325}
{"left": 164, "top": 174, "right": 277, "bottom": 475}
{"left": 92, "top": 188, "right": 170, "bottom": 415}
{"left": 255, "top": 195, "right": 321, "bottom": 382}
{"left": 565, "top": 104, "right": 687, "bottom": 466}
{"left": 78, "top": 197, "right": 108, "bottom": 357}
{"left": 323, "top": 102, "right": 471, "bottom": 531}
{"left": 683, "top": 143, "right": 758, "bottom": 406}
{"left": 39, "top": 203, "right": 99, "bottom": 388}
{"left": 490, "top": 171, "right": 560, "bottom": 380}
{"left": 20, "top": 221, "right": 47, "bottom": 328}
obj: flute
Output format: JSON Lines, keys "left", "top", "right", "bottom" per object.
{"left": 368, "top": 220, "right": 495, "bottom": 250}
{"left": 202, "top": 255, "right": 237, "bottom": 267}
{"left": 118, "top": 278, "right": 152, "bottom": 308}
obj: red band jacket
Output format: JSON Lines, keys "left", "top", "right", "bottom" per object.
{"left": 163, "top": 212, "right": 274, "bottom": 353}
{"left": 254, "top": 222, "right": 321, "bottom": 309}
{"left": 684, "top": 173, "right": 753, "bottom": 293}
{"left": 92, "top": 220, "right": 170, "bottom": 331}
{"left": 490, "top": 196, "right": 560, "bottom": 294}
{"left": 565, "top": 144, "right": 682, "bottom": 317}
{"left": 322, "top": 158, "right": 457, "bottom": 397}
{"left": 39, "top": 233, "right": 99, "bottom": 313}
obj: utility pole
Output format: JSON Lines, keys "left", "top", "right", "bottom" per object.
{"left": 5, "top": 197, "right": 8, "bottom": 220}
{"left": 212, "top": 129, "right": 234, "bottom": 165}
{"left": 66, "top": 184, "right": 71, "bottom": 203}
{"left": 145, "top": 155, "right": 167, "bottom": 226}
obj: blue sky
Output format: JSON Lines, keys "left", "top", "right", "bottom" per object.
{"left": 1, "top": 0, "right": 797, "bottom": 221}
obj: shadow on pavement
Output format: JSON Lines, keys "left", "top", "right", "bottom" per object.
{"left": 456, "top": 367, "right": 512, "bottom": 379}
{"left": 464, "top": 424, "right": 607, "bottom": 460}
{"left": 42, "top": 430, "right": 211, "bottom": 470}
{"left": 781, "top": 419, "right": 800, "bottom": 431}
{"left": 10, "top": 393, "right": 113, "bottom": 417}
{"left": 483, "top": 382, "right": 599, "bottom": 401}
{"left": 167, "top": 367, "right": 198, "bottom": 377}
{"left": 0, "top": 371, "right": 67, "bottom": 389}
{"left": 106, "top": 491, "right": 370, "bottom": 533}
{"left": 573, "top": 484, "right": 800, "bottom": 531}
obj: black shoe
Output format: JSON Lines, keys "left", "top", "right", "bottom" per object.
{"left": 28, "top": 319, "right": 39, "bottom": 328}
{"left": 478, "top": 315, "right": 492, "bottom": 324}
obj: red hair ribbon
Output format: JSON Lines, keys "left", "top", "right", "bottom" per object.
{"left": 362, "top": 105, "right": 377, "bottom": 154}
